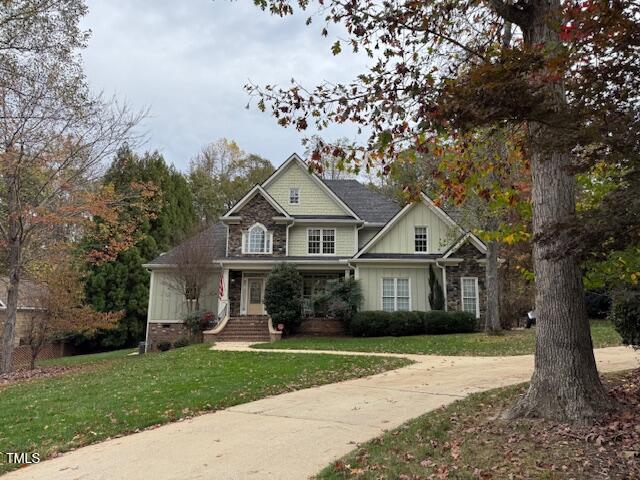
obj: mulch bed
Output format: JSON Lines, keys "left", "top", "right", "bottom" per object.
{"left": 0, "top": 365, "right": 80, "bottom": 387}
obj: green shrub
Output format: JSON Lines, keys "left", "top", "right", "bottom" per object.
{"left": 386, "top": 311, "right": 423, "bottom": 336}
{"left": 183, "top": 310, "right": 215, "bottom": 335}
{"left": 173, "top": 336, "right": 190, "bottom": 349}
{"left": 350, "top": 311, "right": 391, "bottom": 337}
{"left": 264, "top": 264, "right": 303, "bottom": 334}
{"left": 313, "top": 278, "right": 363, "bottom": 327}
{"left": 610, "top": 289, "right": 640, "bottom": 349}
{"left": 420, "top": 310, "right": 476, "bottom": 334}
{"left": 157, "top": 341, "right": 172, "bottom": 352}
{"left": 428, "top": 265, "right": 445, "bottom": 311}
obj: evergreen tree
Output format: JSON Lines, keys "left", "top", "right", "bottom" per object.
{"left": 83, "top": 147, "right": 197, "bottom": 349}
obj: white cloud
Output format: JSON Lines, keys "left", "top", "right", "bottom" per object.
{"left": 82, "top": 0, "right": 369, "bottom": 170}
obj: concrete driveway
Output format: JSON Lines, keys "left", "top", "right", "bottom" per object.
{"left": 5, "top": 346, "right": 639, "bottom": 480}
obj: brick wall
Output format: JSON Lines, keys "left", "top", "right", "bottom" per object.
{"left": 297, "top": 318, "right": 346, "bottom": 336}
{"left": 227, "top": 194, "right": 287, "bottom": 257}
{"left": 445, "top": 241, "right": 486, "bottom": 326}
{"left": 147, "top": 322, "right": 192, "bottom": 351}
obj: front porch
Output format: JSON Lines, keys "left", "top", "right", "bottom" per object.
{"left": 206, "top": 266, "right": 352, "bottom": 342}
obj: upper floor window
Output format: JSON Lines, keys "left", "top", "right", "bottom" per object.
{"left": 289, "top": 188, "right": 300, "bottom": 204}
{"left": 242, "top": 223, "right": 272, "bottom": 254}
{"left": 461, "top": 277, "right": 479, "bottom": 318}
{"left": 308, "top": 228, "right": 335, "bottom": 254}
{"left": 382, "top": 278, "right": 410, "bottom": 312}
{"left": 415, "top": 226, "right": 428, "bottom": 252}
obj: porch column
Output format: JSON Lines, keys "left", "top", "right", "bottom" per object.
{"left": 217, "top": 268, "right": 230, "bottom": 320}
{"left": 344, "top": 269, "right": 350, "bottom": 280}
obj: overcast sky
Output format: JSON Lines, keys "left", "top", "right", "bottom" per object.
{"left": 82, "top": 0, "right": 369, "bottom": 171}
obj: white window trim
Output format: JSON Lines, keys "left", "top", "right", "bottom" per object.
{"left": 414, "top": 225, "right": 429, "bottom": 253}
{"left": 380, "top": 277, "right": 412, "bottom": 312}
{"left": 306, "top": 228, "right": 336, "bottom": 255}
{"left": 289, "top": 187, "right": 300, "bottom": 205}
{"left": 460, "top": 276, "right": 480, "bottom": 318}
{"left": 241, "top": 223, "right": 273, "bottom": 254}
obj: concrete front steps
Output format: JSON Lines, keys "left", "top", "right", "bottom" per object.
{"left": 204, "top": 315, "right": 271, "bottom": 343}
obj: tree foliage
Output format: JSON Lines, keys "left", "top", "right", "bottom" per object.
{"left": 83, "top": 147, "right": 196, "bottom": 349}
{"left": 188, "top": 139, "right": 274, "bottom": 224}
{"left": 264, "top": 264, "right": 303, "bottom": 334}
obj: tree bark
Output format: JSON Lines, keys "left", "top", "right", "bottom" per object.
{"left": 484, "top": 240, "right": 501, "bottom": 334}
{"left": 1, "top": 179, "right": 22, "bottom": 374}
{"left": 503, "top": 0, "right": 611, "bottom": 422}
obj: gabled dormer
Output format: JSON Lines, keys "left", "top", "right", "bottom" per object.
{"left": 221, "top": 185, "right": 292, "bottom": 257}
{"left": 262, "top": 154, "right": 360, "bottom": 219}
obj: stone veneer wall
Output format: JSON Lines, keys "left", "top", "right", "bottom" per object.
{"left": 227, "top": 195, "right": 287, "bottom": 257}
{"left": 147, "top": 322, "right": 192, "bottom": 351}
{"left": 445, "top": 241, "right": 486, "bottom": 327}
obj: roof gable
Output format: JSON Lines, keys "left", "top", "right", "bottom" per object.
{"left": 354, "top": 192, "right": 485, "bottom": 258}
{"left": 222, "top": 185, "right": 291, "bottom": 219}
{"left": 262, "top": 154, "right": 360, "bottom": 219}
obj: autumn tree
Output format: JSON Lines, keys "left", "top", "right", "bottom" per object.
{"left": 22, "top": 250, "right": 120, "bottom": 370}
{"left": 0, "top": 0, "right": 143, "bottom": 372}
{"left": 188, "top": 139, "right": 274, "bottom": 224}
{"left": 304, "top": 136, "right": 357, "bottom": 179}
{"left": 246, "top": 0, "right": 639, "bottom": 421}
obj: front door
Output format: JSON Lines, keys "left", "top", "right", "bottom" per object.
{"left": 247, "top": 277, "right": 264, "bottom": 315}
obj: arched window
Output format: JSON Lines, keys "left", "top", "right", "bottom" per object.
{"left": 243, "top": 223, "right": 272, "bottom": 254}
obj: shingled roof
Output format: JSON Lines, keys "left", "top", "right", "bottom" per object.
{"left": 322, "top": 179, "right": 401, "bottom": 224}
{"left": 145, "top": 223, "right": 227, "bottom": 266}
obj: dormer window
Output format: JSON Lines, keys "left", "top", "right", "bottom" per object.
{"left": 289, "top": 188, "right": 300, "bottom": 204}
{"left": 242, "top": 223, "right": 273, "bottom": 254}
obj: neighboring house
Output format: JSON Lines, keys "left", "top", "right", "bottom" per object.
{"left": 143, "top": 154, "right": 486, "bottom": 349}
{"left": 0, "top": 277, "right": 71, "bottom": 369}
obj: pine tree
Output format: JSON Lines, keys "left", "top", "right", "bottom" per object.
{"left": 82, "top": 147, "right": 197, "bottom": 349}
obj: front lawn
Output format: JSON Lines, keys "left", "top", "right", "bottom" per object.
{"left": 0, "top": 344, "right": 409, "bottom": 475}
{"left": 37, "top": 348, "right": 137, "bottom": 367}
{"left": 254, "top": 320, "right": 621, "bottom": 356}
{"left": 318, "top": 369, "right": 639, "bottom": 479}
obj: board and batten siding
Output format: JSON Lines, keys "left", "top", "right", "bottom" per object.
{"left": 357, "top": 266, "right": 435, "bottom": 312}
{"left": 265, "top": 162, "right": 347, "bottom": 216}
{"left": 148, "top": 270, "right": 219, "bottom": 322}
{"left": 288, "top": 225, "right": 356, "bottom": 256}
{"left": 368, "top": 201, "right": 455, "bottom": 254}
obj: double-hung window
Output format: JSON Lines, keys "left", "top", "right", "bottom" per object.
{"left": 307, "top": 228, "right": 335, "bottom": 255}
{"left": 382, "top": 278, "right": 410, "bottom": 312}
{"left": 414, "top": 226, "right": 428, "bottom": 253}
{"left": 289, "top": 188, "right": 300, "bottom": 204}
{"left": 242, "top": 223, "right": 272, "bottom": 254}
{"left": 461, "top": 277, "right": 479, "bottom": 318}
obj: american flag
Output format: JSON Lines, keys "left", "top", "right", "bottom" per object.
{"left": 218, "top": 275, "right": 225, "bottom": 299}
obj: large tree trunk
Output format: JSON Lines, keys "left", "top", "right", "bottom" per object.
{"left": 484, "top": 240, "right": 501, "bottom": 334}
{"left": 1, "top": 180, "right": 22, "bottom": 374}
{"left": 504, "top": 0, "right": 610, "bottom": 422}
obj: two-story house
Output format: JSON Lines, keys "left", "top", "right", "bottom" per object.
{"left": 143, "top": 154, "right": 487, "bottom": 348}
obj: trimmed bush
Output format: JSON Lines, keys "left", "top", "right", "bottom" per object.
{"left": 264, "top": 264, "right": 303, "bottom": 334}
{"left": 610, "top": 289, "right": 640, "bottom": 349}
{"left": 351, "top": 310, "right": 477, "bottom": 337}
{"left": 157, "top": 341, "right": 172, "bottom": 352}
{"left": 312, "top": 278, "right": 363, "bottom": 327}
{"left": 420, "top": 310, "right": 476, "bottom": 334}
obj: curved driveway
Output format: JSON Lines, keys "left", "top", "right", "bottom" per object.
{"left": 5, "top": 345, "right": 639, "bottom": 480}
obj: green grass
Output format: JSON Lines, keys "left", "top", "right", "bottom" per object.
{"left": 37, "top": 348, "right": 137, "bottom": 367}
{"left": 0, "top": 344, "right": 410, "bottom": 475}
{"left": 253, "top": 320, "right": 621, "bottom": 356}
